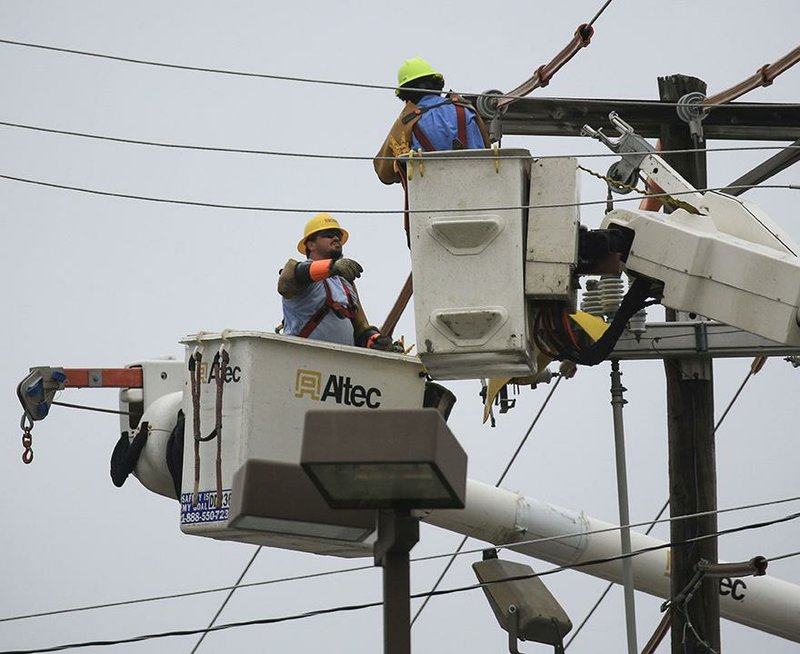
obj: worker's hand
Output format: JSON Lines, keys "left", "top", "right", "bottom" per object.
{"left": 330, "top": 258, "right": 363, "bottom": 282}
{"left": 366, "top": 332, "right": 394, "bottom": 351}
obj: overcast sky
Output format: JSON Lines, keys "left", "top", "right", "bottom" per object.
{"left": 1, "top": 2, "right": 799, "bottom": 653}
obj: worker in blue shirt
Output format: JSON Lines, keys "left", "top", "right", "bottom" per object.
{"left": 278, "top": 213, "right": 393, "bottom": 350}
{"left": 375, "top": 57, "right": 490, "bottom": 184}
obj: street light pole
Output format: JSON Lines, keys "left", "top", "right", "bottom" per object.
{"left": 301, "top": 409, "right": 467, "bottom": 654}
{"left": 374, "top": 509, "right": 420, "bottom": 654}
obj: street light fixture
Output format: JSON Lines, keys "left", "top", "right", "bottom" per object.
{"left": 473, "top": 549, "right": 572, "bottom": 654}
{"left": 227, "top": 459, "right": 375, "bottom": 544}
{"left": 301, "top": 409, "right": 468, "bottom": 654}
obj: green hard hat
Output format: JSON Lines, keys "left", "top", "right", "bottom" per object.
{"left": 396, "top": 57, "right": 444, "bottom": 96}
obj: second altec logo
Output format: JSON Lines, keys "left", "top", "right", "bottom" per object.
{"left": 294, "top": 369, "right": 382, "bottom": 408}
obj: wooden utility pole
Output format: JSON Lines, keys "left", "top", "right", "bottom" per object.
{"left": 462, "top": 82, "right": 800, "bottom": 650}
{"left": 658, "top": 74, "right": 721, "bottom": 654}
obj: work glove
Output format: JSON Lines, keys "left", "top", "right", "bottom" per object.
{"left": 330, "top": 258, "right": 363, "bottom": 282}
{"left": 366, "top": 332, "right": 394, "bottom": 351}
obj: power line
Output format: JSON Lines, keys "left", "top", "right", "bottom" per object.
{"left": 486, "top": 494, "right": 800, "bottom": 559}
{"left": 5, "top": 509, "right": 798, "bottom": 654}
{"left": 565, "top": 359, "right": 763, "bottom": 648}
{"left": 411, "top": 376, "right": 564, "bottom": 626}
{"left": 3, "top": 491, "right": 797, "bottom": 626}
{"left": 50, "top": 400, "right": 129, "bottom": 416}
{"left": 2, "top": 38, "right": 799, "bottom": 109}
{"left": 0, "top": 563, "right": 375, "bottom": 624}
{"left": 1, "top": 171, "right": 795, "bottom": 214}
{"left": 768, "top": 550, "right": 800, "bottom": 564}
{"left": 0, "top": 38, "right": 397, "bottom": 92}
{"left": 588, "top": 0, "right": 615, "bottom": 27}
{"left": 189, "top": 546, "right": 261, "bottom": 654}
{"left": 3, "top": 119, "right": 798, "bottom": 161}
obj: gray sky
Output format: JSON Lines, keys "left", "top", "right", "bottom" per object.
{"left": 1, "top": 1, "right": 799, "bottom": 652}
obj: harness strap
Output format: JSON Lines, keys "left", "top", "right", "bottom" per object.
{"left": 399, "top": 166, "right": 411, "bottom": 248}
{"left": 454, "top": 102, "right": 467, "bottom": 149}
{"left": 297, "top": 279, "right": 357, "bottom": 338}
{"left": 409, "top": 95, "right": 471, "bottom": 151}
{"left": 411, "top": 123, "right": 436, "bottom": 152}
{"left": 298, "top": 299, "right": 331, "bottom": 338}
{"left": 188, "top": 350, "right": 202, "bottom": 508}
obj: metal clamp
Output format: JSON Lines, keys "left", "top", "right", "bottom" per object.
{"left": 582, "top": 112, "right": 656, "bottom": 194}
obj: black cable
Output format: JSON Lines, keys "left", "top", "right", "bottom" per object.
{"left": 767, "top": 550, "right": 800, "bottom": 563}
{"left": 565, "top": 363, "right": 759, "bottom": 648}
{"left": 3, "top": 492, "right": 796, "bottom": 627}
{"left": 3, "top": 38, "right": 800, "bottom": 109}
{"left": 0, "top": 563, "right": 375, "bottom": 624}
{"left": 2, "top": 120, "right": 797, "bottom": 161}
{"left": 189, "top": 546, "right": 261, "bottom": 654}
{"left": 1, "top": 171, "right": 795, "bottom": 215}
{"left": 411, "top": 377, "right": 564, "bottom": 626}
{"left": 0, "top": 38, "right": 396, "bottom": 91}
{"left": 588, "top": 0, "right": 614, "bottom": 26}
{"left": 51, "top": 400, "right": 129, "bottom": 416}
{"left": 5, "top": 509, "right": 798, "bottom": 654}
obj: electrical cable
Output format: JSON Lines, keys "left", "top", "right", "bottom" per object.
{"left": 5, "top": 509, "right": 798, "bottom": 654}
{"left": 50, "top": 400, "right": 129, "bottom": 416}
{"left": 2, "top": 120, "right": 798, "bottom": 161}
{"left": 189, "top": 546, "right": 261, "bottom": 654}
{"left": 1, "top": 171, "right": 795, "bottom": 214}
{"left": 410, "top": 377, "right": 564, "bottom": 626}
{"left": 0, "top": 38, "right": 399, "bottom": 92}
{"left": 0, "top": 562, "right": 375, "bottom": 624}
{"left": 767, "top": 550, "right": 800, "bottom": 563}
{"left": 588, "top": 0, "right": 614, "bottom": 26}
{"left": 3, "top": 492, "right": 797, "bottom": 626}
{"left": 564, "top": 360, "right": 761, "bottom": 648}
{"left": 3, "top": 38, "right": 800, "bottom": 109}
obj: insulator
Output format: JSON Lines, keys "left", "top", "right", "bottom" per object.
{"left": 599, "top": 275, "right": 625, "bottom": 317}
{"left": 628, "top": 307, "right": 647, "bottom": 336}
{"left": 580, "top": 279, "right": 604, "bottom": 317}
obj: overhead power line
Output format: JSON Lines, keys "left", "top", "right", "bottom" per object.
{"left": 189, "top": 546, "right": 262, "bottom": 654}
{"left": 2, "top": 119, "right": 798, "bottom": 162}
{"left": 2, "top": 38, "right": 799, "bottom": 109}
{"left": 1, "top": 171, "right": 795, "bottom": 215}
{"left": 412, "top": 376, "right": 564, "bottom": 626}
{"left": 565, "top": 358, "right": 765, "bottom": 648}
{"left": 3, "top": 491, "right": 798, "bottom": 627}
{"left": 0, "top": 38, "right": 398, "bottom": 92}
{"left": 5, "top": 509, "right": 799, "bottom": 654}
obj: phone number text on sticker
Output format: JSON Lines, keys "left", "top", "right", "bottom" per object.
{"left": 180, "top": 490, "right": 231, "bottom": 525}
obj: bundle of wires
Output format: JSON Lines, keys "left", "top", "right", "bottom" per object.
{"left": 533, "top": 277, "right": 657, "bottom": 366}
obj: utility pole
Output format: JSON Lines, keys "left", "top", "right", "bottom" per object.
{"left": 463, "top": 81, "right": 800, "bottom": 650}
{"left": 658, "top": 74, "right": 721, "bottom": 654}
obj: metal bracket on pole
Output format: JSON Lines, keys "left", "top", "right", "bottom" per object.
{"left": 507, "top": 604, "right": 522, "bottom": 654}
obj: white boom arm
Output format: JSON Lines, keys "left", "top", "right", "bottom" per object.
{"left": 425, "top": 480, "right": 800, "bottom": 643}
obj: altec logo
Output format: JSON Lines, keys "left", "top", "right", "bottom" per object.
{"left": 295, "top": 368, "right": 382, "bottom": 408}
{"left": 199, "top": 361, "right": 242, "bottom": 384}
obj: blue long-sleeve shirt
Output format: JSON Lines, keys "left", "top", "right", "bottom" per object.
{"left": 411, "top": 94, "right": 485, "bottom": 152}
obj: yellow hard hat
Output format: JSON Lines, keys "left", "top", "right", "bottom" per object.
{"left": 297, "top": 213, "right": 349, "bottom": 254}
{"left": 395, "top": 57, "right": 443, "bottom": 96}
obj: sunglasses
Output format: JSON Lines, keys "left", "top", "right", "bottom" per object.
{"left": 315, "top": 229, "right": 342, "bottom": 240}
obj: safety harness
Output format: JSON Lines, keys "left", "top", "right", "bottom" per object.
{"left": 298, "top": 278, "right": 358, "bottom": 338}
{"left": 402, "top": 94, "right": 470, "bottom": 151}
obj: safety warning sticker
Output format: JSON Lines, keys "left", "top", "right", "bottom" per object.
{"left": 180, "top": 489, "right": 231, "bottom": 525}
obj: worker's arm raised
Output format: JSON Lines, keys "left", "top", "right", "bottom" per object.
{"left": 278, "top": 258, "right": 363, "bottom": 298}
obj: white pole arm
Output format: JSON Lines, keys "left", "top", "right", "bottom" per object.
{"left": 424, "top": 479, "right": 800, "bottom": 643}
